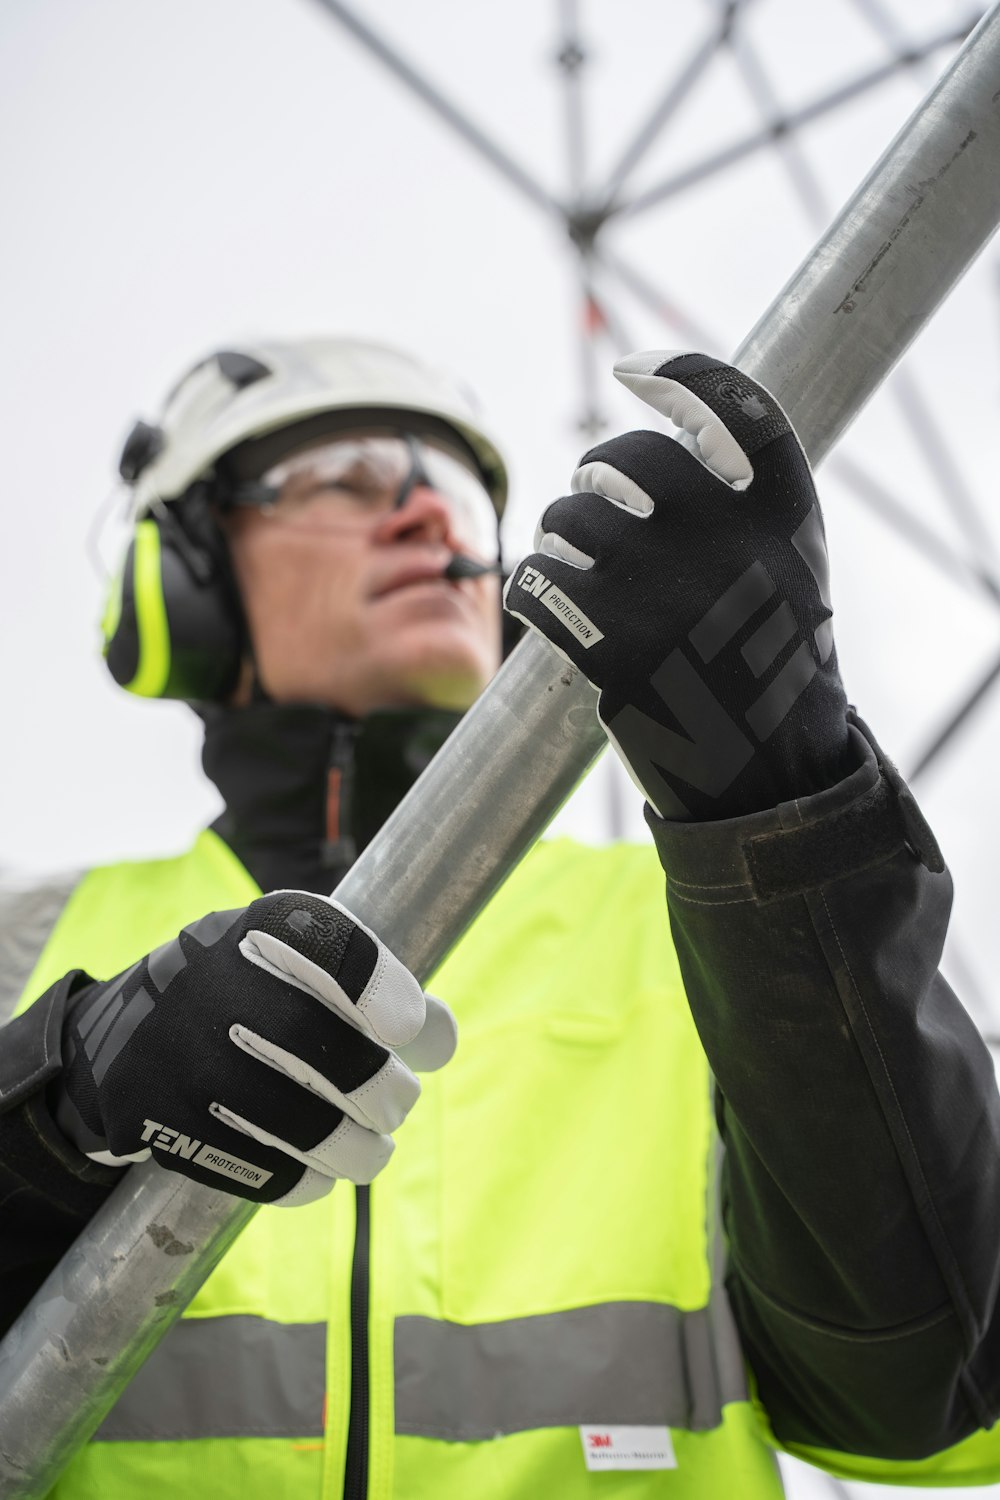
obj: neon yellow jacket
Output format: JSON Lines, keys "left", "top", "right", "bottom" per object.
{"left": 8, "top": 782, "right": 1000, "bottom": 1496}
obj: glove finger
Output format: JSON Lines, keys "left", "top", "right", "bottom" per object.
{"left": 229, "top": 1022, "right": 420, "bottom": 1134}
{"left": 87, "top": 1145, "right": 152, "bottom": 1168}
{"left": 272, "top": 1167, "right": 337, "bottom": 1209}
{"left": 573, "top": 428, "right": 733, "bottom": 515}
{"left": 206, "top": 1057, "right": 347, "bottom": 1158}
{"left": 211, "top": 1100, "right": 394, "bottom": 1185}
{"left": 535, "top": 489, "right": 644, "bottom": 568}
{"left": 395, "top": 994, "right": 458, "bottom": 1072}
{"left": 225, "top": 957, "right": 392, "bottom": 1078}
{"left": 571, "top": 458, "right": 655, "bottom": 517}
{"left": 240, "top": 892, "right": 426, "bottom": 1049}
{"left": 613, "top": 350, "right": 795, "bottom": 489}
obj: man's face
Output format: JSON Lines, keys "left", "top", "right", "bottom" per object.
{"left": 222, "top": 429, "right": 503, "bottom": 716}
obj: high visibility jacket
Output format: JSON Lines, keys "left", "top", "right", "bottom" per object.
{"left": 10, "top": 825, "right": 1000, "bottom": 1498}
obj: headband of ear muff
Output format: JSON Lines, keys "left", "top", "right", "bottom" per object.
{"left": 101, "top": 488, "right": 246, "bottom": 702}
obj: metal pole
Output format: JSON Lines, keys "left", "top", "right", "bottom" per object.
{"left": 830, "top": 451, "right": 1000, "bottom": 604}
{"left": 614, "top": 18, "right": 977, "bottom": 223}
{"left": 596, "top": 243, "right": 716, "bottom": 344}
{"left": 600, "top": 233, "right": 1000, "bottom": 604}
{"left": 720, "top": 0, "right": 1000, "bottom": 612}
{"left": 731, "top": 4, "right": 1000, "bottom": 465}
{"left": 4, "top": 7, "right": 1000, "bottom": 1493}
{"left": 597, "top": 1, "right": 746, "bottom": 209}
{"left": 908, "top": 642, "right": 1000, "bottom": 783}
{"left": 307, "top": 0, "right": 563, "bottom": 220}
{"left": 558, "top": 0, "right": 587, "bottom": 205}
{"left": 725, "top": 0, "right": 1000, "bottom": 586}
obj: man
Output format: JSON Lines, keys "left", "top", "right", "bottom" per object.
{"left": 1, "top": 336, "right": 999, "bottom": 1499}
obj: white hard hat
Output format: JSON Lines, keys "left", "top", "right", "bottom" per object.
{"left": 122, "top": 337, "right": 508, "bottom": 518}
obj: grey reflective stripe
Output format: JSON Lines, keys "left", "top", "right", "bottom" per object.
{"left": 394, "top": 1300, "right": 747, "bottom": 1442}
{"left": 94, "top": 1317, "right": 326, "bottom": 1441}
{"left": 0, "top": 871, "right": 81, "bottom": 1024}
{"left": 93, "top": 1142, "right": 746, "bottom": 1445}
{"left": 703, "top": 1127, "right": 750, "bottom": 1428}
{"left": 89, "top": 1297, "right": 745, "bottom": 1445}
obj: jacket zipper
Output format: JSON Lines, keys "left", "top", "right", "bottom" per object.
{"left": 342, "top": 1183, "right": 371, "bottom": 1500}
{"left": 332, "top": 717, "right": 369, "bottom": 1500}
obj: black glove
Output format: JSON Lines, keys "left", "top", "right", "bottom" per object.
{"left": 52, "top": 891, "right": 456, "bottom": 1206}
{"left": 505, "top": 351, "right": 851, "bottom": 821}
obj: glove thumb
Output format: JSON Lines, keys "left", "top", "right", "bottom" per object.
{"left": 395, "top": 994, "right": 458, "bottom": 1073}
{"left": 613, "top": 350, "right": 795, "bottom": 490}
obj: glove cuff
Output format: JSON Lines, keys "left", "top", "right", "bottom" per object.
{"left": 646, "top": 716, "right": 944, "bottom": 901}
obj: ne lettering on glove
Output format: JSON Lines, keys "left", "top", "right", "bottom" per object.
{"left": 504, "top": 351, "right": 850, "bottom": 821}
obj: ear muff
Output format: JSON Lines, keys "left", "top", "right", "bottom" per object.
{"left": 102, "top": 491, "right": 246, "bottom": 702}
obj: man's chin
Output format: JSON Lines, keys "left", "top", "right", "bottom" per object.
{"left": 386, "top": 642, "right": 498, "bottom": 712}
{"left": 373, "top": 613, "right": 500, "bottom": 712}
{"left": 400, "top": 664, "right": 493, "bottom": 713}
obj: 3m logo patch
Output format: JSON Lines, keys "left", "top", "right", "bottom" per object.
{"left": 141, "top": 1119, "right": 273, "bottom": 1190}
{"left": 515, "top": 565, "right": 604, "bottom": 648}
{"left": 579, "top": 1425, "right": 676, "bottom": 1472}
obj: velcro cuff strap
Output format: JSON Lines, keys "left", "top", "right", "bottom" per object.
{"left": 0, "top": 971, "right": 90, "bottom": 1111}
{"left": 650, "top": 719, "right": 945, "bottom": 903}
{"left": 745, "top": 776, "right": 909, "bottom": 900}
{"left": 0, "top": 1092, "right": 124, "bottom": 1209}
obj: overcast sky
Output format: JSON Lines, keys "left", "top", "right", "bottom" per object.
{"left": 2, "top": 7, "right": 999, "bottom": 1490}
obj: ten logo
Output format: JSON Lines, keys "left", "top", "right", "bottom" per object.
{"left": 141, "top": 1119, "right": 201, "bottom": 1158}
{"left": 517, "top": 564, "right": 550, "bottom": 598}
{"left": 140, "top": 1119, "right": 273, "bottom": 1189}
{"left": 514, "top": 566, "right": 605, "bottom": 648}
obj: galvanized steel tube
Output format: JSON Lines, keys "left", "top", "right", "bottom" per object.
{"left": 733, "top": 5, "right": 1000, "bottom": 463}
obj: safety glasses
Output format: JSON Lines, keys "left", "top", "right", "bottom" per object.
{"left": 228, "top": 431, "right": 499, "bottom": 561}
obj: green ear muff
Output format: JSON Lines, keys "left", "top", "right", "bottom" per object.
{"left": 102, "top": 501, "right": 245, "bottom": 702}
{"left": 102, "top": 520, "right": 172, "bottom": 696}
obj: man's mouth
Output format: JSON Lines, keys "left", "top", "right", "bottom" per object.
{"left": 370, "top": 561, "right": 460, "bottom": 600}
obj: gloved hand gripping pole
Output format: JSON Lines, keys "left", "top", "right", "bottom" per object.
{"left": 3, "top": 7, "right": 1000, "bottom": 1493}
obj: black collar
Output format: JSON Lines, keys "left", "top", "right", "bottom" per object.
{"left": 197, "top": 702, "right": 462, "bottom": 896}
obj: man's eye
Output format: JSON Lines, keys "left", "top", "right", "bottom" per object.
{"left": 305, "top": 479, "right": 370, "bottom": 501}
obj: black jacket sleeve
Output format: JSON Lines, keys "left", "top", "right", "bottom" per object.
{"left": 0, "top": 972, "right": 122, "bottom": 1337}
{"left": 649, "top": 712, "right": 1000, "bottom": 1460}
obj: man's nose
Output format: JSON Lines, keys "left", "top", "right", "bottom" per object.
{"left": 373, "top": 484, "right": 457, "bottom": 547}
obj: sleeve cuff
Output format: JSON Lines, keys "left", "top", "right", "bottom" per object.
{"left": 0, "top": 973, "right": 125, "bottom": 1201}
{"left": 647, "top": 713, "right": 945, "bottom": 903}
{"left": 0, "top": 971, "right": 91, "bottom": 1111}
